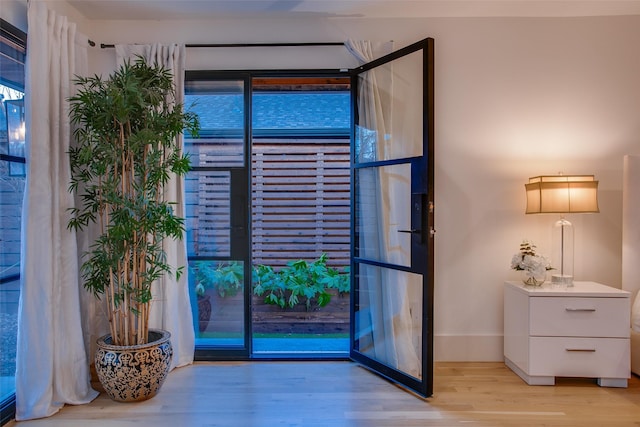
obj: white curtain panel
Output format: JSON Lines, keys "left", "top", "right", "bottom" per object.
{"left": 15, "top": 1, "right": 98, "bottom": 420}
{"left": 345, "top": 40, "right": 394, "bottom": 161}
{"left": 346, "top": 40, "right": 421, "bottom": 378}
{"left": 114, "top": 44, "right": 195, "bottom": 369}
{"left": 623, "top": 155, "right": 640, "bottom": 330}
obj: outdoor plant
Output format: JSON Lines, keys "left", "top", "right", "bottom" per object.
{"left": 252, "top": 253, "right": 350, "bottom": 311}
{"left": 191, "top": 261, "right": 244, "bottom": 298}
{"left": 67, "top": 57, "right": 199, "bottom": 346}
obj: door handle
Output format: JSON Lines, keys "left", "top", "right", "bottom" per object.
{"left": 398, "top": 229, "right": 421, "bottom": 234}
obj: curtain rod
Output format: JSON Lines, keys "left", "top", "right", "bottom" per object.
{"left": 92, "top": 41, "right": 345, "bottom": 49}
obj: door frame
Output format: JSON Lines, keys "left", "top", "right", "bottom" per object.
{"left": 187, "top": 69, "right": 353, "bottom": 360}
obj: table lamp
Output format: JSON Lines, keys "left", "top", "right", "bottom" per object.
{"left": 525, "top": 174, "right": 599, "bottom": 285}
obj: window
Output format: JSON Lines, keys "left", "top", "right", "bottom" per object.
{"left": 0, "top": 18, "right": 26, "bottom": 424}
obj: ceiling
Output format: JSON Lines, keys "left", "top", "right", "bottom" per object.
{"left": 64, "top": 0, "right": 640, "bottom": 20}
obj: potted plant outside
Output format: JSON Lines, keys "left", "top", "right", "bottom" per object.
{"left": 68, "top": 57, "right": 199, "bottom": 401}
{"left": 191, "top": 262, "right": 213, "bottom": 333}
{"left": 190, "top": 261, "right": 244, "bottom": 333}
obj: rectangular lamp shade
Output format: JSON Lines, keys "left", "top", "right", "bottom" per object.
{"left": 525, "top": 175, "right": 599, "bottom": 214}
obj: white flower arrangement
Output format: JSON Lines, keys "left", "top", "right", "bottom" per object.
{"left": 511, "top": 240, "right": 553, "bottom": 282}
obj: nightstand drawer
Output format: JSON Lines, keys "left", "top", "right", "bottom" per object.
{"left": 530, "top": 297, "right": 630, "bottom": 338}
{"left": 529, "top": 337, "right": 630, "bottom": 378}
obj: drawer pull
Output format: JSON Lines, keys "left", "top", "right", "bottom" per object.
{"left": 565, "top": 348, "right": 596, "bottom": 352}
{"left": 565, "top": 308, "right": 596, "bottom": 312}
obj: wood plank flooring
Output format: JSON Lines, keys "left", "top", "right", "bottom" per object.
{"left": 7, "top": 362, "right": 640, "bottom": 427}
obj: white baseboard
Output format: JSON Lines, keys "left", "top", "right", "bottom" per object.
{"left": 434, "top": 334, "right": 504, "bottom": 362}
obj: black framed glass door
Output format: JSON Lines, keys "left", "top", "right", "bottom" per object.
{"left": 185, "top": 75, "right": 253, "bottom": 359}
{"left": 185, "top": 70, "right": 352, "bottom": 360}
{"left": 350, "top": 38, "right": 435, "bottom": 397}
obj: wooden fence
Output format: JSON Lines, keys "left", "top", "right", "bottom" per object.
{"left": 186, "top": 137, "right": 351, "bottom": 270}
{"left": 251, "top": 138, "right": 350, "bottom": 269}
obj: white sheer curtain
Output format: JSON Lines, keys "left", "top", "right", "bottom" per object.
{"left": 623, "top": 155, "right": 640, "bottom": 376}
{"left": 114, "top": 44, "right": 195, "bottom": 369}
{"left": 346, "top": 40, "right": 393, "bottom": 162}
{"left": 623, "top": 155, "right": 640, "bottom": 324}
{"left": 346, "top": 40, "right": 422, "bottom": 377}
{"left": 15, "top": 1, "right": 98, "bottom": 420}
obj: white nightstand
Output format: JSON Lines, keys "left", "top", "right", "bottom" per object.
{"left": 504, "top": 281, "right": 630, "bottom": 387}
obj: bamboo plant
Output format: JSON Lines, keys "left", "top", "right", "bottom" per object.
{"left": 67, "top": 58, "right": 199, "bottom": 346}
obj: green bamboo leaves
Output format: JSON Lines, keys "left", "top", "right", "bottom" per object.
{"left": 68, "top": 57, "right": 199, "bottom": 346}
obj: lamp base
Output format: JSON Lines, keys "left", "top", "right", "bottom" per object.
{"left": 551, "top": 274, "right": 574, "bottom": 286}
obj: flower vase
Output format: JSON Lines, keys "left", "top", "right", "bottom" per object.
{"left": 521, "top": 270, "right": 546, "bottom": 286}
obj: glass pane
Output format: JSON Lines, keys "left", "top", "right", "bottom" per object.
{"left": 355, "top": 50, "right": 423, "bottom": 163}
{"left": 0, "top": 160, "right": 23, "bottom": 401}
{"left": 0, "top": 161, "right": 24, "bottom": 277}
{"left": 189, "top": 260, "right": 245, "bottom": 346}
{"left": 185, "top": 80, "right": 245, "bottom": 167}
{"left": 253, "top": 92, "right": 349, "bottom": 134}
{"left": 355, "top": 163, "right": 411, "bottom": 267}
{"left": 186, "top": 171, "right": 231, "bottom": 257}
{"left": 354, "top": 263, "right": 423, "bottom": 380}
{"left": 5, "top": 99, "right": 26, "bottom": 176}
{"left": 0, "top": 277, "right": 19, "bottom": 402}
{"left": 185, "top": 136, "right": 244, "bottom": 168}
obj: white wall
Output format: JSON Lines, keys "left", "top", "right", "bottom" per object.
{"left": 1, "top": 0, "right": 27, "bottom": 31}
{"left": 1, "top": 1, "right": 92, "bottom": 35}
{"left": 7, "top": 4, "right": 640, "bottom": 360}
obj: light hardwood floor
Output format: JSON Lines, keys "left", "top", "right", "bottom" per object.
{"left": 8, "top": 361, "right": 640, "bottom": 427}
